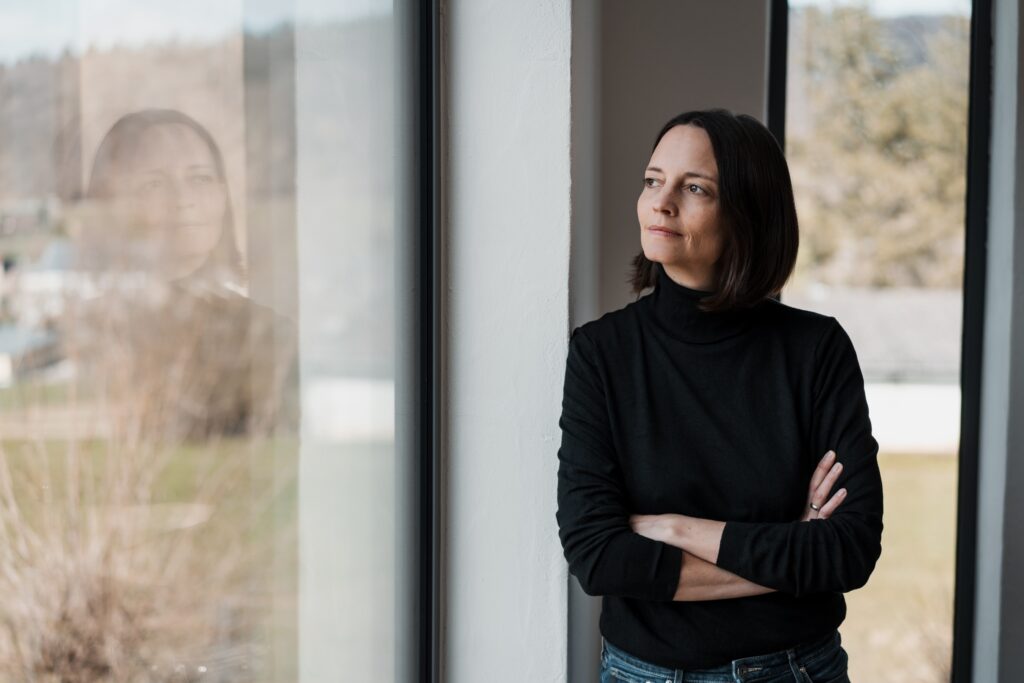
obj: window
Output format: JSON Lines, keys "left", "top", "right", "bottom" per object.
{"left": 783, "top": 1, "right": 972, "bottom": 679}
{"left": 0, "top": 1, "right": 435, "bottom": 679}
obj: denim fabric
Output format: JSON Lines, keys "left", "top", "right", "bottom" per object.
{"left": 599, "top": 629, "right": 851, "bottom": 683}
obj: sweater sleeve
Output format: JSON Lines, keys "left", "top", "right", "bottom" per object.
{"left": 555, "top": 326, "right": 683, "bottom": 600}
{"left": 714, "top": 317, "right": 884, "bottom": 598}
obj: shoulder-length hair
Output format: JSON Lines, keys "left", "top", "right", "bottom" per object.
{"left": 629, "top": 108, "right": 799, "bottom": 312}
{"left": 84, "top": 108, "right": 245, "bottom": 287}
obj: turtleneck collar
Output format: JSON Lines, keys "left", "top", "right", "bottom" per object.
{"left": 646, "top": 264, "right": 757, "bottom": 344}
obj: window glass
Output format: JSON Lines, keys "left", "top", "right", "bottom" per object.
{"left": 786, "top": 1, "right": 970, "bottom": 679}
{"left": 0, "top": 1, "right": 415, "bottom": 679}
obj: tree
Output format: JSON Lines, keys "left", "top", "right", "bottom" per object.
{"left": 788, "top": 5, "right": 969, "bottom": 288}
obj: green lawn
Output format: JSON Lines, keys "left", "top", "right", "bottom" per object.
{"left": 0, "top": 378, "right": 76, "bottom": 410}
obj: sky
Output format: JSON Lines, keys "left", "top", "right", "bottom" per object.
{"left": 790, "top": 0, "right": 971, "bottom": 17}
{"left": 0, "top": 0, "right": 390, "bottom": 64}
{"left": 0, "top": 0, "right": 973, "bottom": 65}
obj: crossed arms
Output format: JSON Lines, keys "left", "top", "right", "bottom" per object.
{"left": 627, "top": 447, "right": 849, "bottom": 601}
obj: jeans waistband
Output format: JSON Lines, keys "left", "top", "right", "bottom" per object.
{"left": 602, "top": 629, "right": 840, "bottom": 676}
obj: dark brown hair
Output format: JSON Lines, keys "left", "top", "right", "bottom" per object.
{"left": 630, "top": 108, "right": 799, "bottom": 312}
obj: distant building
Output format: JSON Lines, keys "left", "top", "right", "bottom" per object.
{"left": 784, "top": 285, "right": 962, "bottom": 455}
{"left": 0, "top": 324, "right": 60, "bottom": 387}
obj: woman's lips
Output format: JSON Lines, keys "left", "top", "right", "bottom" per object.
{"left": 648, "top": 226, "right": 681, "bottom": 237}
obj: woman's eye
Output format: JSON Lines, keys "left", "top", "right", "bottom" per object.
{"left": 189, "top": 174, "right": 216, "bottom": 185}
{"left": 643, "top": 178, "right": 706, "bottom": 195}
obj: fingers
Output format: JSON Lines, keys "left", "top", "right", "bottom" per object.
{"left": 816, "top": 488, "right": 847, "bottom": 518}
{"left": 804, "top": 486, "right": 846, "bottom": 522}
{"left": 807, "top": 449, "right": 846, "bottom": 521}
{"left": 811, "top": 455, "right": 842, "bottom": 500}
{"left": 808, "top": 449, "right": 837, "bottom": 494}
{"left": 819, "top": 458, "right": 843, "bottom": 494}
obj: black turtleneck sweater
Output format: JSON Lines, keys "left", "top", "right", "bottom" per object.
{"left": 555, "top": 264, "right": 884, "bottom": 669}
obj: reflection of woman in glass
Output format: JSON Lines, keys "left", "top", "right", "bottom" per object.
{"left": 73, "top": 109, "right": 297, "bottom": 440}
{"left": 43, "top": 109, "right": 296, "bottom": 681}
{"left": 83, "top": 109, "right": 244, "bottom": 292}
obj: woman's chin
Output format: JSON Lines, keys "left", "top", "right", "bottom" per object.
{"left": 155, "top": 258, "right": 205, "bottom": 282}
{"left": 640, "top": 243, "right": 680, "bottom": 265}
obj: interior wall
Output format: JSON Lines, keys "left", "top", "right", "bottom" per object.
{"left": 596, "top": 0, "right": 771, "bottom": 314}
{"left": 568, "top": 3, "right": 601, "bottom": 680}
{"left": 442, "top": 0, "right": 573, "bottom": 680}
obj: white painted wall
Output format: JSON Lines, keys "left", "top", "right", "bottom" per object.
{"left": 441, "top": 0, "right": 572, "bottom": 680}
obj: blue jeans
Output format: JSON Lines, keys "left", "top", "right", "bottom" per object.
{"left": 599, "top": 629, "right": 851, "bottom": 683}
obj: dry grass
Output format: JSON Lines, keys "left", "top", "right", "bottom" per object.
{"left": 0, "top": 439, "right": 291, "bottom": 682}
{"left": 0, "top": 281, "right": 298, "bottom": 682}
{"left": 843, "top": 451, "right": 957, "bottom": 683}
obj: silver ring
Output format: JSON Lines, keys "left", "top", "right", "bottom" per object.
{"left": 809, "top": 502, "right": 821, "bottom": 511}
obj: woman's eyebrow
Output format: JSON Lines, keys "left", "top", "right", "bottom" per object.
{"left": 645, "top": 166, "right": 718, "bottom": 184}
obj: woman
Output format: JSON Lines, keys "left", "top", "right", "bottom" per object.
{"left": 555, "top": 108, "right": 883, "bottom": 682}
{"left": 71, "top": 109, "right": 298, "bottom": 440}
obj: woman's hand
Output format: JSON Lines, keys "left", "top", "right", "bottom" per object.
{"left": 800, "top": 449, "right": 846, "bottom": 522}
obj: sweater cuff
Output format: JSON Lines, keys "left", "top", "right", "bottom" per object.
{"left": 654, "top": 542, "right": 684, "bottom": 600}
{"left": 715, "top": 521, "right": 748, "bottom": 576}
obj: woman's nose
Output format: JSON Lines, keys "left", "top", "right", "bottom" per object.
{"left": 651, "top": 188, "right": 676, "bottom": 214}
{"left": 168, "top": 179, "right": 196, "bottom": 208}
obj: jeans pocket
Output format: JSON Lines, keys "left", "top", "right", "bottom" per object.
{"left": 796, "top": 640, "right": 850, "bottom": 683}
{"left": 599, "top": 661, "right": 650, "bottom": 683}
{"left": 600, "top": 648, "right": 673, "bottom": 683}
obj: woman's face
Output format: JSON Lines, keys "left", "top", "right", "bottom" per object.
{"left": 636, "top": 124, "right": 726, "bottom": 290}
{"left": 113, "top": 123, "right": 228, "bottom": 280}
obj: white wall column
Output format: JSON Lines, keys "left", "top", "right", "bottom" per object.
{"left": 442, "top": 0, "right": 572, "bottom": 679}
